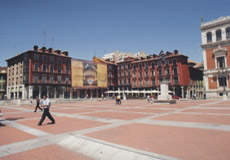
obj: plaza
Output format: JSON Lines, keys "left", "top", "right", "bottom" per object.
{"left": 0, "top": 99, "right": 230, "bottom": 160}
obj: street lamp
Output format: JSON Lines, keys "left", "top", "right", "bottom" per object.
{"left": 218, "top": 67, "right": 229, "bottom": 100}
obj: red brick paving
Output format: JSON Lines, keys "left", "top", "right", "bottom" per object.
{"left": 0, "top": 145, "right": 93, "bottom": 160}
{"left": 181, "top": 108, "right": 230, "bottom": 114}
{"left": 18, "top": 116, "right": 109, "bottom": 134}
{"left": 81, "top": 111, "right": 151, "bottom": 120}
{"left": 153, "top": 113, "right": 230, "bottom": 125}
{"left": 86, "top": 123, "right": 230, "bottom": 160}
{"left": 1, "top": 99, "right": 230, "bottom": 160}
{"left": 0, "top": 126, "right": 37, "bottom": 146}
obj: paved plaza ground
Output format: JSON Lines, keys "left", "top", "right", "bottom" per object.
{"left": 0, "top": 99, "right": 230, "bottom": 160}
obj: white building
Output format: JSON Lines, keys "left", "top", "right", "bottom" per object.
{"left": 201, "top": 16, "right": 230, "bottom": 99}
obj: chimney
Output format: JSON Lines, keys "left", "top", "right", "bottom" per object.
{"left": 48, "top": 48, "right": 53, "bottom": 53}
{"left": 54, "top": 50, "right": 61, "bottom": 55}
{"left": 174, "top": 50, "right": 178, "bottom": 55}
{"left": 33, "top": 45, "right": 38, "bottom": 51}
{"left": 41, "top": 47, "right": 46, "bottom": 52}
{"left": 62, "top": 51, "right": 68, "bottom": 56}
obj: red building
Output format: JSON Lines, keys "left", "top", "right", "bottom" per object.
{"left": 6, "top": 45, "right": 71, "bottom": 99}
{"left": 117, "top": 50, "right": 191, "bottom": 98}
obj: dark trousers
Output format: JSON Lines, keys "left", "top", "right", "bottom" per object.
{"left": 34, "top": 102, "right": 42, "bottom": 112}
{"left": 38, "top": 108, "right": 55, "bottom": 125}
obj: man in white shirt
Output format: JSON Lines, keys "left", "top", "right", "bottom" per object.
{"left": 38, "top": 95, "right": 55, "bottom": 126}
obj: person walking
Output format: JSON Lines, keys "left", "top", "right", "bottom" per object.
{"left": 34, "top": 96, "right": 42, "bottom": 112}
{"left": 38, "top": 95, "right": 55, "bottom": 126}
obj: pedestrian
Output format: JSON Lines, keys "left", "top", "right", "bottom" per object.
{"left": 117, "top": 94, "right": 121, "bottom": 105}
{"left": 38, "top": 95, "right": 55, "bottom": 126}
{"left": 34, "top": 96, "right": 43, "bottom": 112}
{"left": 147, "top": 95, "right": 150, "bottom": 103}
{"left": 29, "top": 97, "right": 33, "bottom": 107}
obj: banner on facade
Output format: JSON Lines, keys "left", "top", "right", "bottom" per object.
{"left": 71, "top": 59, "right": 107, "bottom": 87}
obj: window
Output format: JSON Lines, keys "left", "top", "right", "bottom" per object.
{"left": 158, "top": 69, "right": 162, "bottom": 76}
{"left": 50, "top": 56, "right": 54, "bottom": 63}
{"left": 65, "top": 76, "right": 70, "bottom": 84}
{"left": 139, "top": 79, "right": 142, "bottom": 87}
{"left": 133, "top": 64, "right": 136, "bottom": 70}
{"left": 139, "top": 63, "right": 142, "bottom": 70}
{"left": 165, "top": 59, "right": 169, "bottom": 66}
{"left": 152, "top": 79, "right": 156, "bottom": 86}
{"left": 109, "top": 72, "right": 111, "bottom": 78}
{"left": 128, "top": 78, "right": 131, "bottom": 85}
{"left": 119, "top": 79, "right": 122, "bottom": 85}
{"left": 166, "top": 77, "right": 171, "bottom": 84}
{"left": 173, "top": 68, "right": 178, "bottom": 75}
{"left": 124, "top": 79, "right": 126, "bottom": 85}
{"left": 34, "top": 54, "right": 39, "bottom": 61}
{"left": 133, "top": 79, "right": 136, "bottom": 87}
{"left": 50, "top": 65, "right": 54, "bottom": 73}
{"left": 144, "top": 62, "right": 148, "bottom": 69}
{"left": 151, "top": 62, "right": 155, "bottom": 68}
{"left": 139, "top": 71, "right": 142, "bottom": 78}
{"left": 124, "top": 72, "right": 126, "bottom": 77}
{"left": 159, "top": 78, "right": 163, "bottom": 83}
{"left": 207, "top": 32, "right": 212, "bottom": 43}
{"left": 145, "top": 71, "right": 148, "bottom": 77}
{"left": 152, "top": 70, "right": 155, "bottom": 76}
{"left": 43, "top": 64, "right": 47, "bottom": 72}
{"left": 58, "top": 75, "right": 62, "bottom": 84}
{"left": 128, "top": 71, "right": 130, "bottom": 76}
{"left": 157, "top": 61, "right": 161, "bottom": 66}
{"left": 216, "top": 30, "right": 222, "bottom": 41}
{"left": 219, "top": 76, "right": 227, "bottom": 87}
{"left": 34, "top": 74, "right": 38, "bottom": 83}
{"left": 50, "top": 75, "right": 54, "bottom": 83}
{"left": 217, "top": 57, "right": 225, "bottom": 68}
{"left": 123, "top": 64, "right": 125, "bottom": 69}
{"left": 172, "top": 58, "right": 177, "bottom": 65}
{"left": 173, "top": 77, "right": 179, "bottom": 84}
{"left": 42, "top": 55, "right": 47, "bottom": 62}
{"left": 133, "top": 71, "right": 136, "bottom": 77}
{"left": 42, "top": 74, "right": 47, "bottom": 83}
{"left": 57, "top": 57, "right": 62, "bottom": 64}
{"left": 166, "top": 68, "right": 170, "bottom": 75}
{"left": 65, "top": 58, "right": 70, "bottom": 65}
{"left": 34, "top": 64, "right": 39, "bottom": 71}
{"left": 145, "top": 79, "right": 149, "bottom": 87}
{"left": 58, "top": 66, "right": 62, "bottom": 73}
{"left": 65, "top": 66, "right": 70, "bottom": 74}
{"left": 226, "top": 27, "right": 230, "bottom": 39}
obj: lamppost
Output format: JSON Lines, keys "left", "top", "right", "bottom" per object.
{"left": 218, "top": 67, "right": 229, "bottom": 100}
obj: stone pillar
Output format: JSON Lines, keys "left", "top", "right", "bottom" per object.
{"left": 47, "top": 86, "right": 49, "bottom": 98}
{"left": 181, "top": 86, "right": 184, "bottom": 98}
{"left": 85, "top": 89, "right": 87, "bottom": 99}
{"left": 54, "top": 87, "right": 57, "bottom": 99}
{"left": 38, "top": 86, "right": 41, "bottom": 99}
{"left": 29, "top": 85, "right": 33, "bottom": 99}
{"left": 91, "top": 89, "right": 93, "bottom": 99}
{"left": 22, "top": 86, "right": 25, "bottom": 100}
{"left": 70, "top": 88, "right": 72, "bottom": 99}
{"left": 62, "top": 87, "right": 65, "bottom": 99}
{"left": 78, "top": 89, "right": 80, "bottom": 99}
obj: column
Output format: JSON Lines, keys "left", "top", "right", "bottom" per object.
{"left": 77, "top": 89, "right": 80, "bottom": 99}
{"left": 22, "top": 86, "right": 25, "bottom": 100}
{"left": 54, "top": 87, "right": 57, "bottom": 99}
{"left": 181, "top": 86, "right": 184, "bottom": 98}
{"left": 28, "top": 85, "right": 33, "bottom": 99}
{"left": 70, "top": 88, "right": 72, "bottom": 99}
{"left": 62, "top": 87, "right": 65, "bottom": 99}
{"left": 91, "top": 89, "right": 93, "bottom": 99}
{"left": 46, "top": 86, "right": 50, "bottom": 98}
{"left": 85, "top": 89, "right": 87, "bottom": 99}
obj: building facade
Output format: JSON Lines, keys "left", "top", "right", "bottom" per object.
{"left": 116, "top": 50, "right": 191, "bottom": 98}
{"left": 201, "top": 16, "right": 230, "bottom": 99}
{"left": 0, "top": 67, "right": 7, "bottom": 99}
{"left": 6, "top": 45, "right": 72, "bottom": 100}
